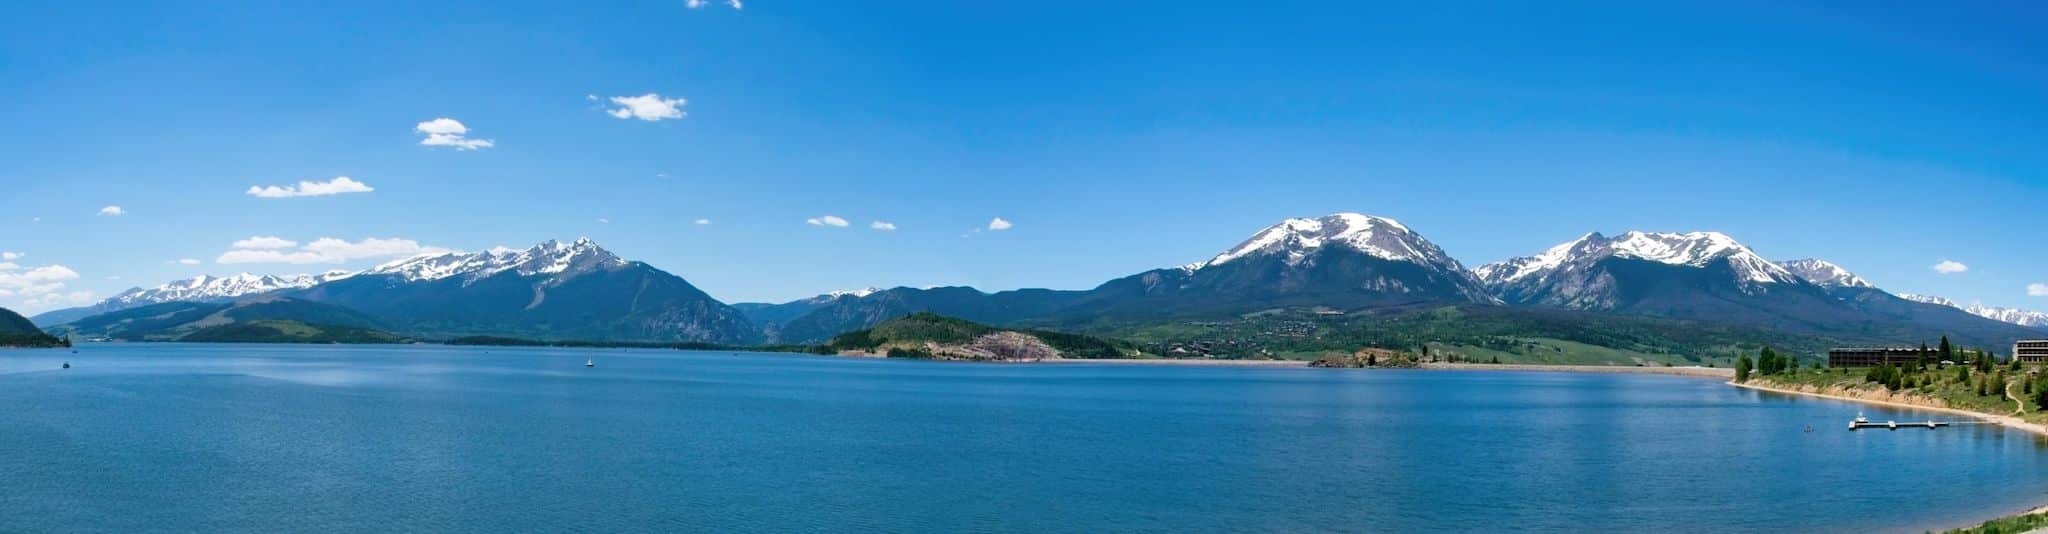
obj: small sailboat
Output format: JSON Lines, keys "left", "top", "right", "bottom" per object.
{"left": 586, "top": 357, "right": 595, "bottom": 368}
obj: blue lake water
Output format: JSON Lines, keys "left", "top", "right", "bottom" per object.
{"left": 4, "top": 343, "right": 2047, "bottom": 533}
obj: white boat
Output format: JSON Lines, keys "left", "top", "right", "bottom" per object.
{"left": 586, "top": 357, "right": 595, "bottom": 368}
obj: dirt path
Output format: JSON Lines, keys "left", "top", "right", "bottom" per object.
{"left": 2009, "top": 380, "right": 2028, "bottom": 416}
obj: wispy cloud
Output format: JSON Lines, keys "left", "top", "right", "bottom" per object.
{"left": 217, "top": 237, "right": 447, "bottom": 265}
{"left": 1933, "top": 259, "right": 1969, "bottom": 275}
{"left": 2030, "top": 283, "right": 2047, "bottom": 297}
{"left": 98, "top": 205, "right": 124, "bottom": 216}
{"left": 246, "top": 177, "right": 374, "bottom": 198}
{"left": 988, "top": 217, "right": 1013, "bottom": 231}
{"left": 1, "top": 251, "right": 20, "bottom": 261}
{"left": 175, "top": 258, "right": 201, "bottom": 265}
{"left": 604, "top": 93, "right": 687, "bottom": 121}
{"left": 870, "top": 220, "right": 897, "bottom": 231}
{"left": 231, "top": 236, "right": 298, "bottom": 249}
{"left": 415, "top": 118, "right": 494, "bottom": 150}
{"left": 695, "top": 218, "right": 712, "bottom": 225}
{"left": 807, "top": 215, "right": 850, "bottom": 228}
{"left": 686, "top": 0, "right": 742, "bottom": 9}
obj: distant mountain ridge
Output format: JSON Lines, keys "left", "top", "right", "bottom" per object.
{"left": 32, "top": 271, "right": 355, "bottom": 326}
{"left": 46, "top": 297, "right": 400, "bottom": 343}
{"left": 745, "top": 213, "right": 1497, "bottom": 343}
{"left": 285, "top": 238, "right": 759, "bottom": 344}
{"left": 1899, "top": 293, "right": 2048, "bottom": 329}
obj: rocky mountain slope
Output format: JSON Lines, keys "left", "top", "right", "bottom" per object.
{"left": 287, "top": 238, "right": 759, "bottom": 344}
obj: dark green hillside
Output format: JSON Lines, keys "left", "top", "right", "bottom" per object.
{"left": 292, "top": 261, "right": 760, "bottom": 344}
{"left": 180, "top": 320, "right": 407, "bottom": 344}
{"left": 0, "top": 306, "right": 68, "bottom": 347}
{"left": 1090, "top": 304, "right": 1852, "bottom": 365}
{"left": 826, "top": 313, "right": 1140, "bottom": 360}
{"left": 50, "top": 301, "right": 229, "bottom": 341}
{"left": 50, "top": 298, "right": 404, "bottom": 344}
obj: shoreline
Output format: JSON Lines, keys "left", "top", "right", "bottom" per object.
{"left": 1728, "top": 380, "right": 2048, "bottom": 437}
{"left": 1035, "top": 358, "right": 1310, "bottom": 367}
{"left": 1731, "top": 379, "right": 2048, "bottom": 532}
{"left": 1420, "top": 362, "right": 1735, "bottom": 379}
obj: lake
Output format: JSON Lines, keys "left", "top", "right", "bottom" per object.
{"left": 3, "top": 343, "right": 2046, "bottom": 533}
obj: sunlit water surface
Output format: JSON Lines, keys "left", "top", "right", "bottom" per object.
{"left": 4, "top": 343, "right": 2046, "bottom": 533}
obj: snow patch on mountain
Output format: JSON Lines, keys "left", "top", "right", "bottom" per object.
{"left": 1898, "top": 293, "right": 2048, "bottom": 328}
{"left": 1777, "top": 259, "right": 1874, "bottom": 289}
{"left": 1194, "top": 213, "right": 1454, "bottom": 270}
{"left": 1898, "top": 293, "right": 1959, "bottom": 307}
{"left": 366, "top": 237, "right": 624, "bottom": 284}
{"left": 828, "top": 287, "right": 881, "bottom": 299}
{"left": 1478, "top": 231, "right": 1798, "bottom": 288}
{"left": 109, "top": 272, "right": 335, "bottom": 306}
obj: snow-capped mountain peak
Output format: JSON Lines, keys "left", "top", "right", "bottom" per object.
{"left": 1195, "top": 213, "right": 1453, "bottom": 269}
{"left": 108, "top": 272, "right": 338, "bottom": 306}
{"left": 1479, "top": 231, "right": 1796, "bottom": 287}
{"left": 366, "top": 237, "right": 625, "bottom": 283}
{"left": 1776, "top": 258, "right": 1875, "bottom": 289}
{"left": 1898, "top": 293, "right": 2048, "bottom": 328}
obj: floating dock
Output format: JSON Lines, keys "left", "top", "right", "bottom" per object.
{"left": 1849, "top": 420, "right": 1947, "bottom": 430}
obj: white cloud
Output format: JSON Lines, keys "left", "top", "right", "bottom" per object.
{"left": 176, "top": 258, "right": 202, "bottom": 265}
{"left": 695, "top": 219, "right": 712, "bottom": 225}
{"left": 0, "top": 262, "right": 16, "bottom": 271}
{"left": 98, "top": 205, "right": 124, "bottom": 216}
{"left": 807, "top": 215, "right": 850, "bottom": 228}
{"left": 728, "top": 0, "right": 743, "bottom": 9}
{"left": 217, "top": 237, "right": 447, "bottom": 265}
{"left": 1, "top": 251, "right": 20, "bottom": 261}
{"left": 987, "top": 217, "right": 1013, "bottom": 231}
{"left": 415, "top": 117, "right": 494, "bottom": 150}
{"left": 605, "top": 93, "right": 687, "bottom": 121}
{"left": 231, "top": 236, "right": 299, "bottom": 250}
{"left": 597, "top": 218, "right": 611, "bottom": 224}
{"left": 686, "top": 0, "right": 740, "bottom": 9}
{"left": 247, "top": 176, "right": 375, "bottom": 198}
{"left": 18, "top": 290, "right": 95, "bottom": 309}
{"left": 2030, "top": 283, "right": 2048, "bottom": 297}
{"left": 0, "top": 264, "right": 82, "bottom": 310}
{"left": 1933, "top": 260, "right": 1969, "bottom": 275}
{"left": 870, "top": 220, "right": 897, "bottom": 231}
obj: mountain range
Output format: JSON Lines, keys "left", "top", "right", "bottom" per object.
{"left": 32, "top": 214, "right": 2048, "bottom": 356}
{"left": 1897, "top": 294, "right": 2048, "bottom": 328}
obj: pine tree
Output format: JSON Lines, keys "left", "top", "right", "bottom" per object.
{"left": 1941, "top": 335, "right": 1954, "bottom": 361}
{"left": 1736, "top": 355, "right": 1753, "bottom": 383}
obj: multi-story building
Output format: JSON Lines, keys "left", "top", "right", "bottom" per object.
{"left": 2016, "top": 340, "right": 2048, "bottom": 364}
{"left": 1827, "top": 347, "right": 1935, "bottom": 368}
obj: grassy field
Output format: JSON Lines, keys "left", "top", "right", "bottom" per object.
{"left": 1745, "top": 363, "right": 2038, "bottom": 423}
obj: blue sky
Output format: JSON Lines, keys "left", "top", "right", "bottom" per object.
{"left": 3, "top": 1, "right": 2045, "bottom": 314}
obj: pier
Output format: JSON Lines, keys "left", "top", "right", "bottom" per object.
{"left": 1846, "top": 413, "right": 1993, "bottom": 431}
